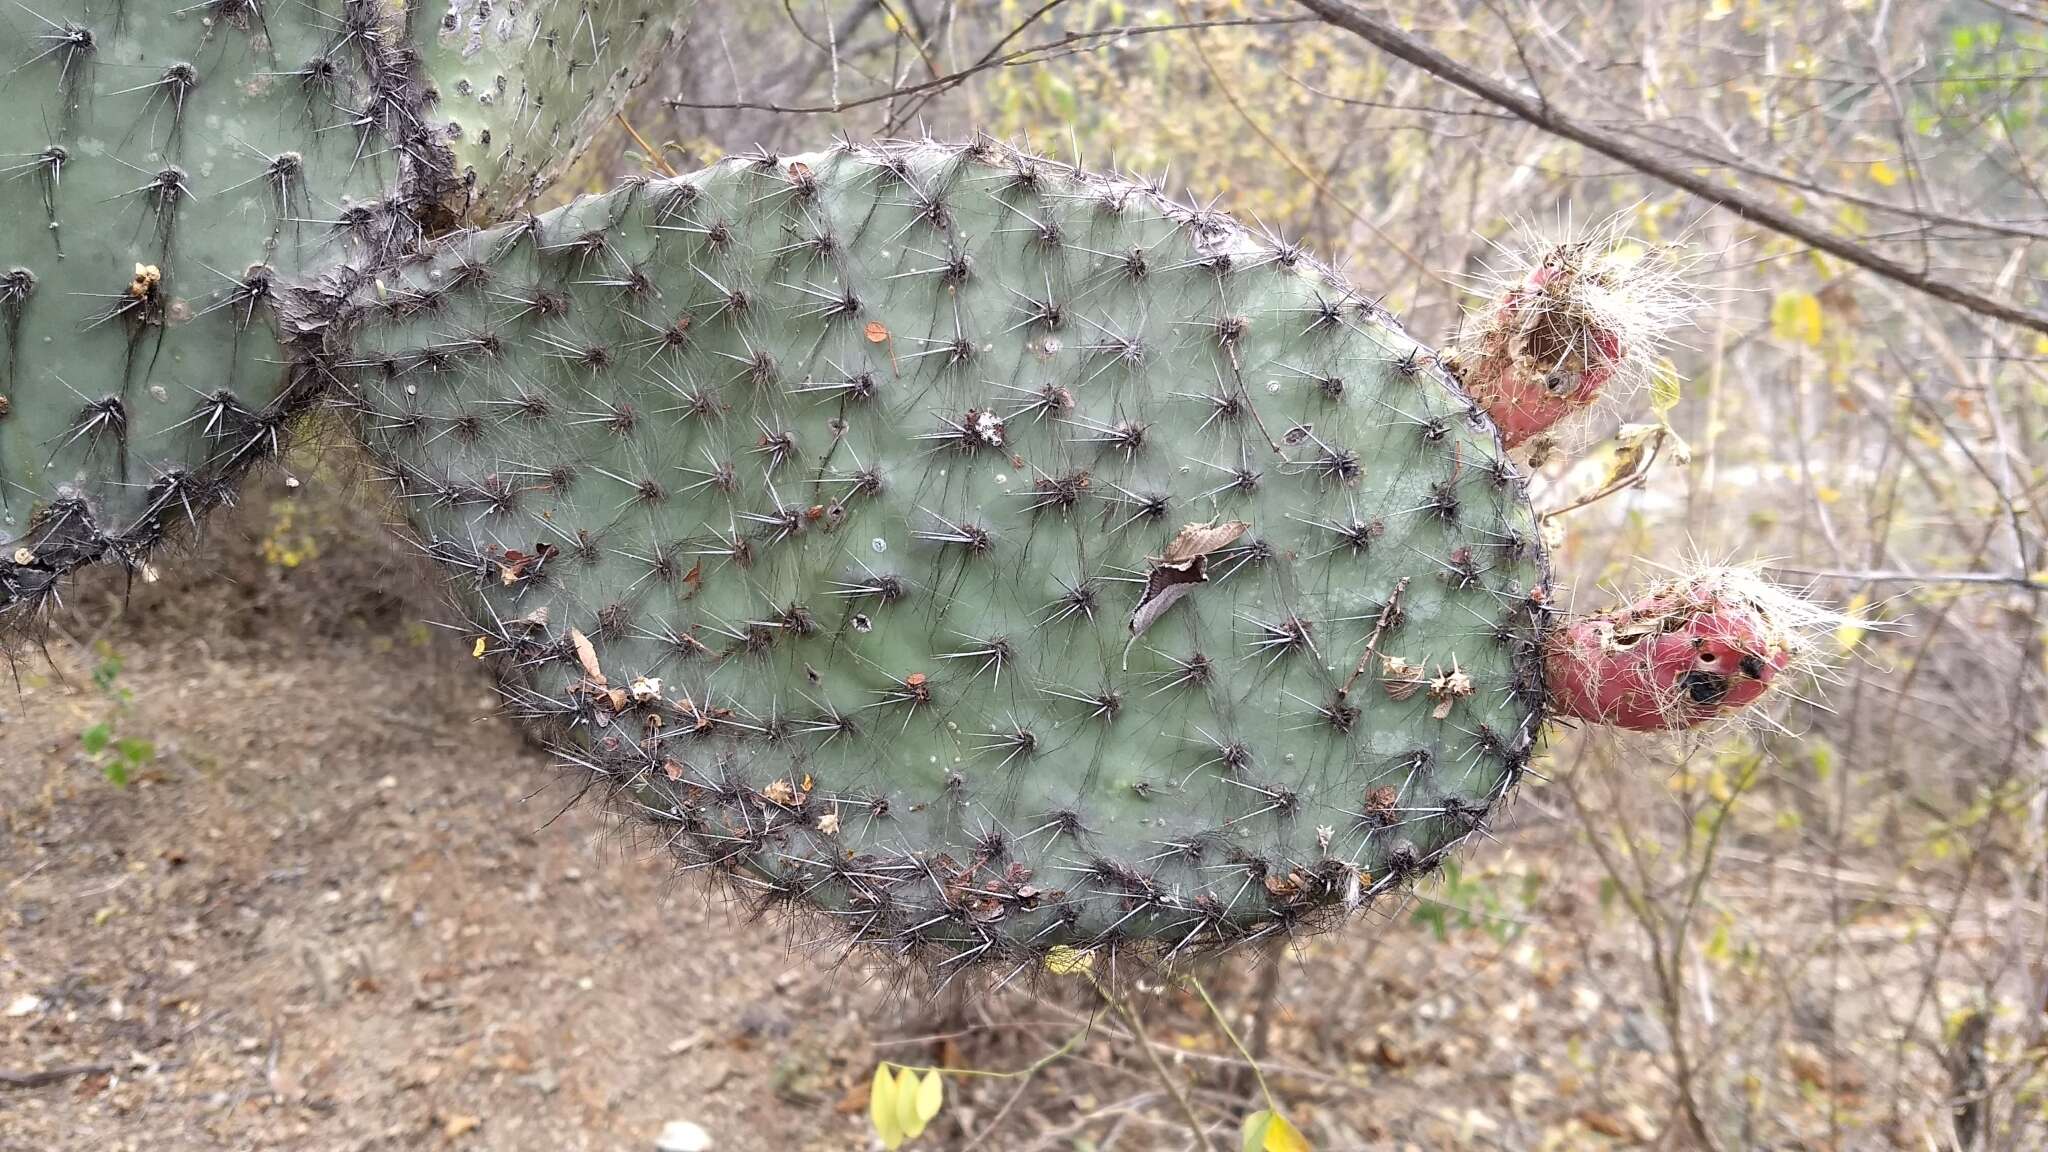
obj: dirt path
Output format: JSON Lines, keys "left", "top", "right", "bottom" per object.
{"left": 1, "top": 633, "right": 881, "bottom": 1152}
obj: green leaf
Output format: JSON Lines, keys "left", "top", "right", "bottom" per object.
{"left": 870, "top": 1065, "right": 904, "bottom": 1150}
{"left": 102, "top": 760, "right": 130, "bottom": 788}
{"left": 81, "top": 723, "right": 111, "bottom": 755}
{"left": 1242, "top": 1110, "right": 1274, "bottom": 1152}
{"left": 115, "top": 738, "right": 154, "bottom": 765}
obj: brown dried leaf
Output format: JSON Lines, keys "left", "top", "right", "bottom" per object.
{"left": 864, "top": 321, "right": 890, "bottom": 343}
{"left": 1363, "top": 786, "right": 1399, "bottom": 823}
{"left": 1381, "top": 655, "right": 1425, "bottom": 700}
{"left": 762, "top": 779, "right": 801, "bottom": 807}
{"left": 1157, "top": 520, "right": 1250, "bottom": 564}
{"left": 568, "top": 628, "right": 605, "bottom": 686}
{"left": 1428, "top": 660, "right": 1474, "bottom": 720}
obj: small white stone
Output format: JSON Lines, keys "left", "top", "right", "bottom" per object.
{"left": 5, "top": 994, "right": 44, "bottom": 1018}
{"left": 655, "top": 1120, "right": 712, "bottom": 1152}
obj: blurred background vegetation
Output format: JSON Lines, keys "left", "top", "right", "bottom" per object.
{"left": 22, "top": 1, "right": 2048, "bottom": 1148}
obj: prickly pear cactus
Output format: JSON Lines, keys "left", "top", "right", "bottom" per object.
{"left": 339, "top": 139, "right": 1552, "bottom": 966}
{"left": 0, "top": 0, "right": 419, "bottom": 613}
{"left": 0, "top": 0, "right": 678, "bottom": 631}
{"left": 420, "top": 0, "right": 689, "bottom": 218}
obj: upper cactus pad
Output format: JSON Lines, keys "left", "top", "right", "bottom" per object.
{"left": 420, "top": 0, "right": 689, "bottom": 218}
{"left": 0, "top": 0, "right": 675, "bottom": 634}
{"left": 339, "top": 140, "right": 1552, "bottom": 967}
{"left": 0, "top": 0, "right": 440, "bottom": 624}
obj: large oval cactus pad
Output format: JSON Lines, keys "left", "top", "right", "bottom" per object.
{"left": 342, "top": 139, "right": 1553, "bottom": 966}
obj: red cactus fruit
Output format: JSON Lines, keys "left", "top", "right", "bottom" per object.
{"left": 1545, "top": 570, "right": 1802, "bottom": 731}
{"left": 1450, "top": 230, "right": 1700, "bottom": 450}
{"left": 1455, "top": 250, "right": 1628, "bottom": 448}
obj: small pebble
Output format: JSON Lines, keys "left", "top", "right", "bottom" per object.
{"left": 655, "top": 1120, "right": 712, "bottom": 1152}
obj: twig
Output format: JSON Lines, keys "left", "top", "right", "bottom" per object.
{"left": 612, "top": 112, "right": 677, "bottom": 178}
{"left": 1172, "top": 0, "right": 1436, "bottom": 283}
{"left": 1086, "top": 975, "right": 1218, "bottom": 1152}
{"left": 2, "top": 1063, "right": 118, "bottom": 1090}
{"left": 1293, "top": 0, "right": 2048, "bottom": 335}
{"left": 1188, "top": 975, "right": 1275, "bottom": 1113}
{"left": 1761, "top": 566, "right": 2047, "bottom": 590}
{"left": 1339, "top": 578, "right": 1408, "bottom": 698}
{"left": 664, "top": 16, "right": 1312, "bottom": 115}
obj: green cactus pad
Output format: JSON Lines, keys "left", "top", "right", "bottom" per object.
{"left": 339, "top": 139, "right": 1552, "bottom": 968}
{"left": 0, "top": 0, "right": 438, "bottom": 625}
{"left": 418, "top": 0, "right": 690, "bottom": 219}
{"left": 0, "top": 0, "right": 681, "bottom": 635}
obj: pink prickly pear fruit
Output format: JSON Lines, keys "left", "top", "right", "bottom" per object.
{"left": 1454, "top": 248, "right": 1627, "bottom": 449}
{"left": 1545, "top": 570, "right": 1803, "bottom": 731}
{"left": 1449, "top": 232, "right": 1696, "bottom": 450}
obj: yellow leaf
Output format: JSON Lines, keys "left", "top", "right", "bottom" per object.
{"left": 1044, "top": 945, "right": 1094, "bottom": 976}
{"left": 1815, "top": 485, "right": 1841, "bottom": 505}
{"left": 896, "top": 1061, "right": 929, "bottom": 1140}
{"left": 914, "top": 1069, "right": 944, "bottom": 1125}
{"left": 1835, "top": 592, "right": 1870, "bottom": 653}
{"left": 472, "top": 637, "right": 487, "bottom": 659}
{"left": 1242, "top": 1109, "right": 1313, "bottom": 1152}
{"left": 1770, "top": 291, "right": 1823, "bottom": 347}
{"left": 870, "top": 1065, "right": 905, "bottom": 1150}
{"left": 1649, "top": 366, "right": 1681, "bottom": 417}
{"left": 1261, "top": 1112, "right": 1313, "bottom": 1152}
{"left": 1868, "top": 160, "right": 1898, "bottom": 187}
